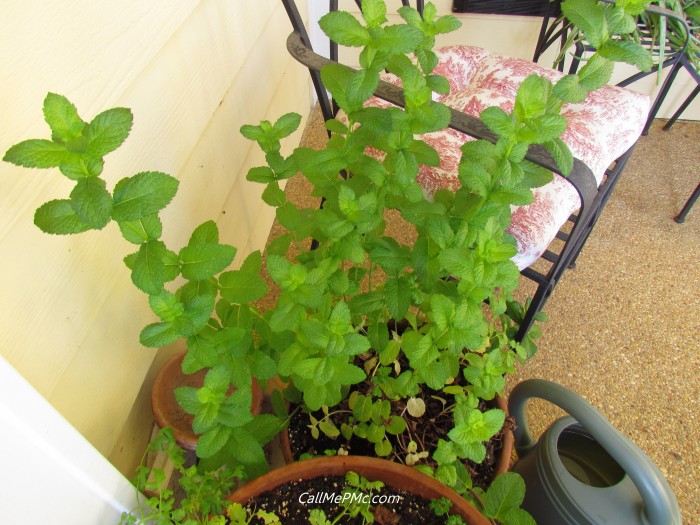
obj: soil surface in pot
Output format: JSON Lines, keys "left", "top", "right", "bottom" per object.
{"left": 245, "top": 474, "right": 452, "bottom": 524}
{"left": 287, "top": 376, "right": 514, "bottom": 489}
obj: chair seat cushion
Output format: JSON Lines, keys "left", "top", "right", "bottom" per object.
{"left": 339, "top": 45, "right": 650, "bottom": 269}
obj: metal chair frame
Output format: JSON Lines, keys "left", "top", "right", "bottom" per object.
{"left": 533, "top": 0, "right": 691, "bottom": 135}
{"left": 661, "top": 53, "right": 700, "bottom": 223}
{"left": 534, "top": 0, "right": 697, "bottom": 222}
{"left": 279, "top": 0, "right": 665, "bottom": 341}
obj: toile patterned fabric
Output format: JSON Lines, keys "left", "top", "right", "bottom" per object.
{"left": 338, "top": 45, "right": 650, "bottom": 270}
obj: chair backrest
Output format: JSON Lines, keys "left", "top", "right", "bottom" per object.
{"left": 533, "top": 0, "right": 691, "bottom": 89}
{"left": 281, "top": 1, "right": 424, "bottom": 122}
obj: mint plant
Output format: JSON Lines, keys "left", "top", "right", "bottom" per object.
{"left": 429, "top": 472, "right": 535, "bottom": 525}
{"left": 3, "top": 94, "right": 284, "bottom": 477}
{"left": 121, "top": 427, "right": 244, "bottom": 525}
{"left": 242, "top": 0, "right": 652, "bottom": 494}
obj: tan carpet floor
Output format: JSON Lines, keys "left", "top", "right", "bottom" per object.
{"left": 270, "top": 108, "right": 700, "bottom": 523}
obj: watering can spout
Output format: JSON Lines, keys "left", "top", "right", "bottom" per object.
{"left": 508, "top": 379, "right": 682, "bottom": 525}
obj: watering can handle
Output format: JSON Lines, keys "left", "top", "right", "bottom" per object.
{"left": 508, "top": 379, "right": 681, "bottom": 525}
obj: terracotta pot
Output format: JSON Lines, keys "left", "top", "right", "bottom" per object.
{"left": 228, "top": 455, "right": 491, "bottom": 525}
{"left": 280, "top": 394, "right": 513, "bottom": 481}
{"left": 151, "top": 351, "right": 264, "bottom": 451}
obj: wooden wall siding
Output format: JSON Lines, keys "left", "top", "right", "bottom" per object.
{"left": 0, "top": 0, "right": 311, "bottom": 474}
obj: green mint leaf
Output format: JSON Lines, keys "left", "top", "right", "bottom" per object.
{"left": 426, "top": 74, "right": 450, "bottom": 95}
{"left": 552, "top": 74, "right": 588, "bottom": 104}
{"left": 402, "top": 66, "right": 432, "bottom": 107}
{"left": 618, "top": 0, "right": 651, "bottom": 16}
{"left": 332, "top": 362, "right": 366, "bottom": 385}
{"left": 139, "top": 321, "right": 180, "bottom": 347}
{"left": 33, "top": 199, "right": 92, "bottom": 235}
{"left": 402, "top": 331, "right": 439, "bottom": 369}
{"left": 69, "top": 177, "right": 112, "bottom": 229}
{"left": 228, "top": 428, "right": 268, "bottom": 476}
{"left": 384, "top": 275, "right": 411, "bottom": 321}
{"left": 429, "top": 295, "right": 455, "bottom": 331}
{"left": 480, "top": 106, "right": 515, "bottom": 137}
{"left": 179, "top": 243, "right": 236, "bottom": 281}
{"left": 577, "top": 54, "right": 614, "bottom": 92}
{"left": 85, "top": 107, "right": 133, "bottom": 157}
{"left": 131, "top": 240, "right": 167, "bottom": 294}
{"left": 514, "top": 74, "right": 552, "bottom": 120}
{"left": 386, "top": 415, "right": 407, "bottom": 435}
{"left": 217, "top": 388, "right": 255, "bottom": 429}
{"left": 482, "top": 408, "right": 507, "bottom": 436}
{"left": 246, "top": 166, "right": 276, "bottom": 183}
{"left": 500, "top": 507, "right": 537, "bottom": 525}
{"left": 149, "top": 290, "right": 184, "bottom": 322}
{"left": 606, "top": 6, "right": 636, "bottom": 35}
{"left": 272, "top": 112, "right": 302, "bottom": 139}
{"left": 366, "top": 236, "right": 411, "bottom": 271}
{"left": 458, "top": 441, "right": 487, "bottom": 463}
{"left": 319, "top": 11, "right": 371, "bottom": 47}
{"left": 111, "top": 171, "right": 179, "bottom": 221}
{"left": 188, "top": 220, "right": 219, "bottom": 246}
{"left": 42, "top": 93, "right": 86, "bottom": 143}
{"left": 433, "top": 14, "right": 462, "bottom": 35}
{"left": 3, "top": 139, "right": 67, "bottom": 169}
{"left": 219, "top": 251, "right": 267, "bottom": 304}
{"left": 483, "top": 472, "right": 527, "bottom": 520}
{"left": 243, "top": 414, "right": 284, "bottom": 445}
{"left": 248, "top": 351, "right": 277, "bottom": 381}
{"left": 521, "top": 114, "right": 568, "bottom": 144}
{"left": 398, "top": 6, "right": 423, "bottom": 27}
{"left": 410, "top": 102, "right": 452, "bottom": 134}
{"left": 173, "top": 386, "right": 201, "bottom": 417}
{"left": 361, "top": 0, "right": 387, "bottom": 26}
{"left": 196, "top": 425, "right": 232, "bottom": 459}
{"left": 321, "top": 63, "right": 361, "bottom": 112}
{"left": 59, "top": 152, "right": 104, "bottom": 179}
{"left": 598, "top": 40, "right": 652, "bottom": 72}
{"left": 240, "top": 122, "right": 266, "bottom": 142}
{"left": 435, "top": 464, "right": 458, "bottom": 488}
{"left": 118, "top": 214, "right": 163, "bottom": 244}
{"left": 376, "top": 24, "right": 423, "bottom": 54}
{"left": 686, "top": 5, "right": 700, "bottom": 23}
{"left": 423, "top": 2, "right": 438, "bottom": 23}
{"left": 175, "top": 294, "right": 216, "bottom": 337}
{"left": 542, "top": 138, "right": 573, "bottom": 176}
{"left": 561, "top": 0, "right": 605, "bottom": 48}
{"left": 262, "top": 182, "right": 286, "bottom": 207}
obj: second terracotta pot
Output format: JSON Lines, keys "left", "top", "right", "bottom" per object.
{"left": 151, "top": 351, "right": 264, "bottom": 451}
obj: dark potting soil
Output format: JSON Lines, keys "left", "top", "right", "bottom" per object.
{"left": 287, "top": 380, "right": 514, "bottom": 489}
{"left": 246, "top": 474, "right": 452, "bottom": 524}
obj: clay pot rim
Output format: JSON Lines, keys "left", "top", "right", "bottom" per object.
{"left": 280, "top": 394, "right": 513, "bottom": 481}
{"left": 228, "top": 455, "right": 491, "bottom": 525}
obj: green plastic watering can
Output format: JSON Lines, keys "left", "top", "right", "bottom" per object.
{"left": 509, "top": 379, "right": 682, "bottom": 525}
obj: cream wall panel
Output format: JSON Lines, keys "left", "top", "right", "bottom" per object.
{"left": 0, "top": 0, "right": 312, "bottom": 471}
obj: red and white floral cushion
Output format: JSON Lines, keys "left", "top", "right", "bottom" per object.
{"left": 340, "top": 45, "right": 650, "bottom": 270}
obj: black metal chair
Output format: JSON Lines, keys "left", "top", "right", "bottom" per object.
{"left": 279, "top": 0, "right": 661, "bottom": 341}
{"left": 533, "top": 0, "right": 690, "bottom": 136}
{"left": 661, "top": 53, "right": 700, "bottom": 223}
{"left": 534, "top": 1, "right": 697, "bottom": 223}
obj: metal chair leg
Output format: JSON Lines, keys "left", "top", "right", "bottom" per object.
{"left": 663, "top": 84, "right": 700, "bottom": 131}
{"left": 643, "top": 59, "right": 684, "bottom": 136}
{"left": 675, "top": 182, "right": 700, "bottom": 223}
